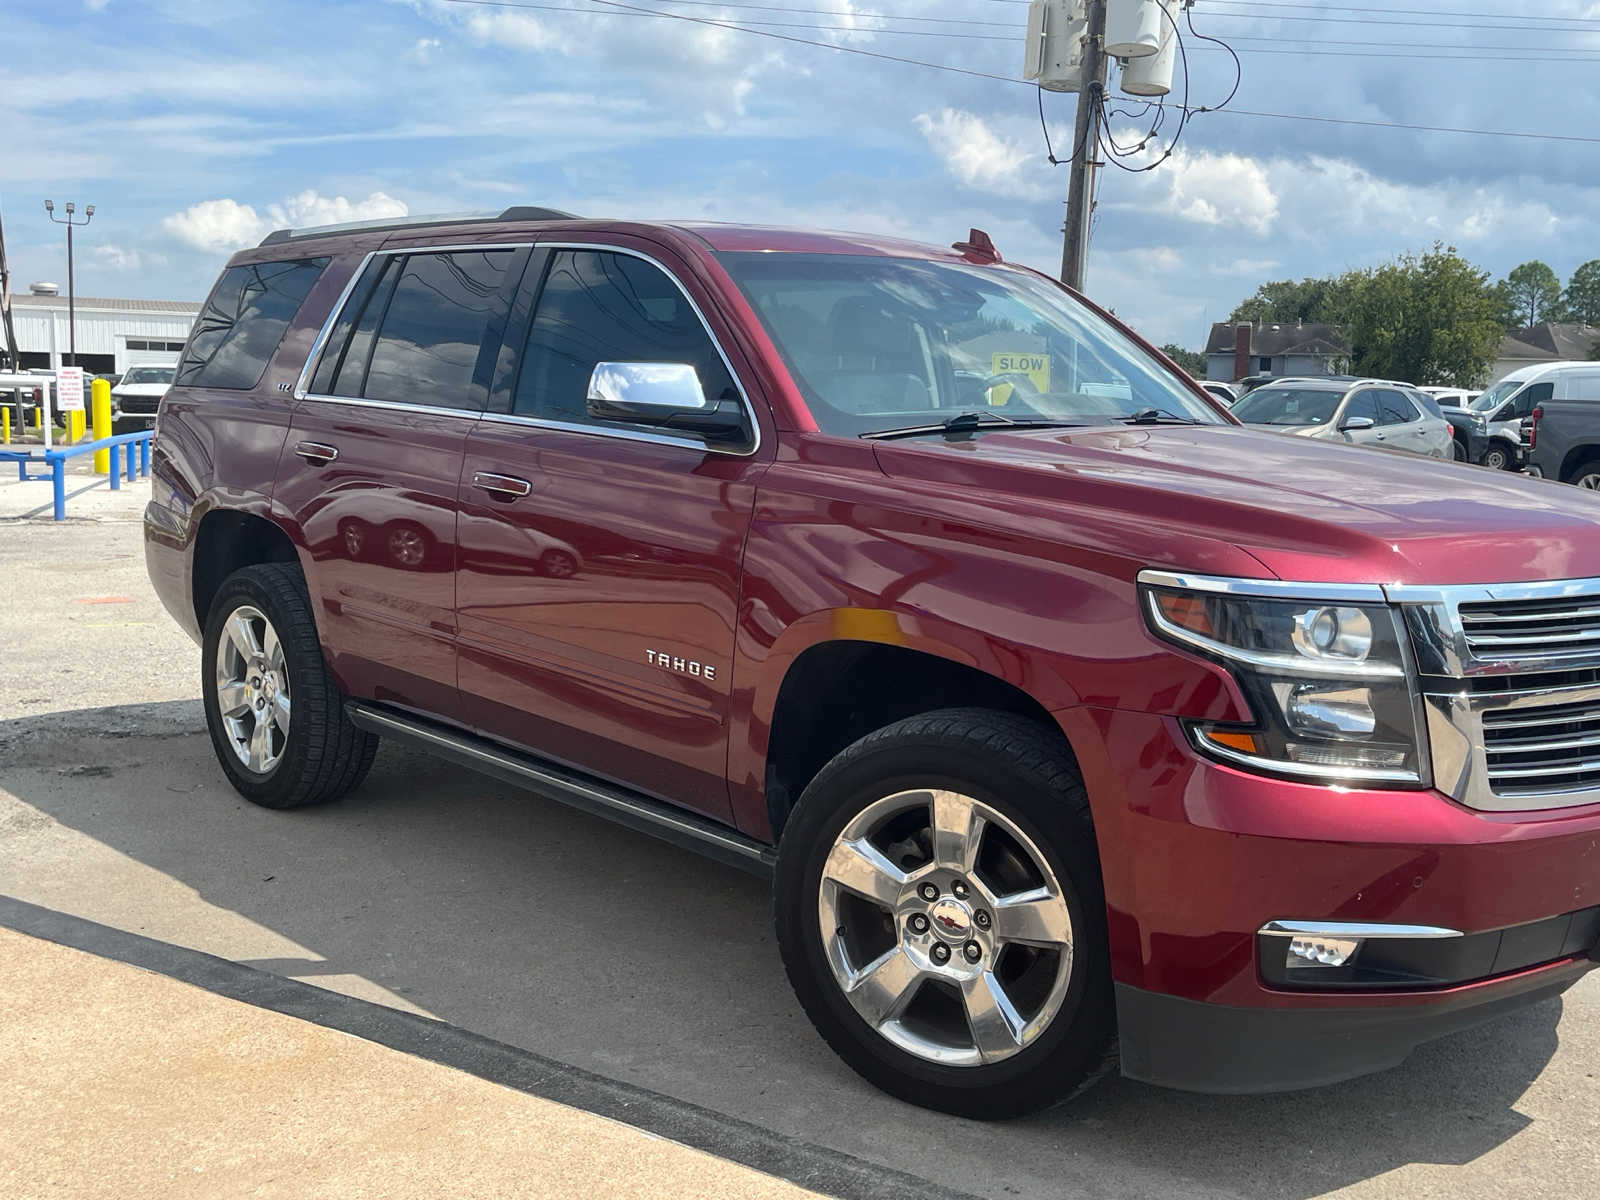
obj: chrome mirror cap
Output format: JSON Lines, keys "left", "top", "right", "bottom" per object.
{"left": 586, "top": 361, "right": 709, "bottom": 422}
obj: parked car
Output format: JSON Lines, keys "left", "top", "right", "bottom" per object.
{"left": 1435, "top": 397, "right": 1489, "bottom": 463}
{"left": 146, "top": 210, "right": 1600, "bottom": 1119}
{"left": 1468, "top": 365, "right": 1585, "bottom": 471}
{"left": 111, "top": 363, "right": 177, "bottom": 429}
{"left": 1198, "top": 380, "right": 1238, "bottom": 406}
{"left": 1230, "top": 377, "right": 1454, "bottom": 459}
{"left": 1418, "top": 386, "right": 1479, "bottom": 409}
{"left": 1519, "top": 362, "right": 1600, "bottom": 487}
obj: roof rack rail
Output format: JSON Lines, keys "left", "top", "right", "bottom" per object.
{"left": 257, "top": 206, "right": 579, "bottom": 247}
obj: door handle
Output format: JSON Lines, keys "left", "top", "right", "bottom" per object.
{"left": 472, "top": 471, "right": 533, "bottom": 499}
{"left": 294, "top": 441, "right": 339, "bottom": 465}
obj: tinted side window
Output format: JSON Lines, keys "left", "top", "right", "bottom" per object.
{"left": 1343, "top": 391, "right": 1380, "bottom": 425}
{"left": 309, "top": 256, "right": 401, "bottom": 397}
{"left": 177, "top": 257, "right": 329, "bottom": 390}
{"left": 1511, "top": 382, "right": 1553, "bottom": 417}
{"left": 1377, "top": 389, "right": 1418, "bottom": 425}
{"left": 362, "top": 250, "right": 518, "bottom": 410}
{"left": 513, "top": 250, "right": 736, "bottom": 427}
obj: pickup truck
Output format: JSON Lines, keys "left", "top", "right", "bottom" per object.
{"left": 1520, "top": 361, "right": 1600, "bottom": 487}
{"left": 145, "top": 210, "right": 1600, "bottom": 1119}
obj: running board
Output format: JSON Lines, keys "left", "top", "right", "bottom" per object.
{"left": 346, "top": 703, "right": 776, "bottom": 879}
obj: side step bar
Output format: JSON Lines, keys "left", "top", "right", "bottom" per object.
{"left": 347, "top": 703, "right": 777, "bottom": 879}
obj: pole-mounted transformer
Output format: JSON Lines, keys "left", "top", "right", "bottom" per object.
{"left": 1022, "top": 0, "right": 1087, "bottom": 92}
{"left": 1110, "top": 0, "right": 1179, "bottom": 98}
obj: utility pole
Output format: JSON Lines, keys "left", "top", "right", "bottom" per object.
{"left": 1061, "top": 0, "right": 1107, "bottom": 291}
{"left": 0, "top": 198, "right": 19, "bottom": 373}
{"left": 44, "top": 199, "right": 94, "bottom": 369}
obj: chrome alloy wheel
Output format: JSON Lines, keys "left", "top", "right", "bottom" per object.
{"left": 1578, "top": 472, "right": 1600, "bottom": 491}
{"left": 818, "top": 789, "right": 1075, "bottom": 1067}
{"left": 214, "top": 604, "right": 290, "bottom": 774}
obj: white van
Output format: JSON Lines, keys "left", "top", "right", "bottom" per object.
{"left": 1471, "top": 362, "right": 1598, "bottom": 470}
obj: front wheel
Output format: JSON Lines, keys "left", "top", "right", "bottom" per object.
{"left": 202, "top": 563, "right": 378, "bottom": 809}
{"left": 1483, "top": 443, "right": 1513, "bottom": 471}
{"left": 775, "top": 709, "right": 1115, "bottom": 1119}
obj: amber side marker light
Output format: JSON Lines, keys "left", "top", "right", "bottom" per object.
{"left": 1154, "top": 592, "right": 1215, "bottom": 637}
{"left": 1201, "top": 729, "right": 1263, "bottom": 755}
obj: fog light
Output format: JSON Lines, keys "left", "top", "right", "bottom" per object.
{"left": 1287, "top": 935, "right": 1361, "bottom": 968}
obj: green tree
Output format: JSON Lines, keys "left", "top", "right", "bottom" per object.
{"left": 1346, "top": 244, "right": 1502, "bottom": 386}
{"left": 1227, "top": 277, "right": 1349, "bottom": 326}
{"left": 1160, "top": 343, "right": 1207, "bottom": 376}
{"left": 1501, "top": 260, "right": 1563, "bottom": 328}
{"left": 1566, "top": 260, "right": 1600, "bottom": 326}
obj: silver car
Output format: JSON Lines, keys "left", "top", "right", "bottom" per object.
{"left": 1231, "top": 378, "right": 1454, "bottom": 460}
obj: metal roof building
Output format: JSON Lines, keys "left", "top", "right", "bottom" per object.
{"left": 7, "top": 286, "right": 201, "bottom": 375}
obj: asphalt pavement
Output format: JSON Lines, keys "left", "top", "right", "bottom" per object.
{"left": 2, "top": 480, "right": 1598, "bottom": 1199}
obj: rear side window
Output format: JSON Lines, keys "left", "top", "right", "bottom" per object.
{"left": 310, "top": 249, "right": 520, "bottom": 411}
{"left": 177, "top": 257, "right": 329, "bottom": 390}
{"left": 1377, "top": 389, "right": 1418, "bottom": 425}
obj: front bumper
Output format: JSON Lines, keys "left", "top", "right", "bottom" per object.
{"left": 1055, "top": 705, "right": 1600, "bottom": 1092}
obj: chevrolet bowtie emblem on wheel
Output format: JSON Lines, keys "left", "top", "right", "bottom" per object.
{"left": 645, "top": 649, "right": 715, "bottom": 681}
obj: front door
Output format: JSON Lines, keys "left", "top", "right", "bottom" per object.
{"left": 455, "top": 245, "right": 768, "bottom": 819}
{"left": 276, "top": 244, "right": 528, "bottom": 714}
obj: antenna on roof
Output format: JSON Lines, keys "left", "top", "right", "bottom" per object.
{"left": 953, "top": 228, "right": 1002, "bottom": 264}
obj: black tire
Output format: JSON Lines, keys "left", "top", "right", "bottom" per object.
{"left": 1483, "top": 443, "right": 1512, "bottom": 471}
{"left": 775, "top": 708, "right": 1116, "bottom": 1119}
{"left": 201, "top": 563, "right": 378, "bottom": 809}
{"left": 1450, "top": 438, "right": 1467, "bottom": 462}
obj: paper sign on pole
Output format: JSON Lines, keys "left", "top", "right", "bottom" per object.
{"left": 57, "top": 366, "right": 86, "bottom": 412}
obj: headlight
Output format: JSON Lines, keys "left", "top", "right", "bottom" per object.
{"left": 1140, "top": 574, "right": 1428, "bottom": 786}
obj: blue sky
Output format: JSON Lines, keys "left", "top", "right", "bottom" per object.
{"left": 6, "top": 0, "right": 1600, "bottom": 348}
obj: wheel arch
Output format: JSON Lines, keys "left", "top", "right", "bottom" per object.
{"left": 1560, "top": 442, "right": 1600, "bottom": 484}
{"left": 749, "top": 611, "right": 1080, "bottom": 842}
{"left": 191, "top": 508, "right": 301, "bottom": 632}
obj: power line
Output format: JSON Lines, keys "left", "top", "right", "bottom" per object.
{"left": 1212, "top": 1, "right": 1600, "bottom": 26}
{"left": 1200, "top": 5, "right": 1600, "bottom": 34}
{"left": 433, "top": 0, "right": 1600, "bottom": 146}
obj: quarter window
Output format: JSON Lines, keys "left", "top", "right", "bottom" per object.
{"left": 512, "top": 250, "right": 738, "bottom": 432}
{"left": 177, "top": 257, "right": 329, "bottom": 390}
{"left": 310, "top": 249, "right": 519, "bottom": 411}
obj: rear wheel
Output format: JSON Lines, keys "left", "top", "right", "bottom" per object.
{"left": 202, "top": 563, "right": 377, "bottom": 809}
{"left": 775, "top": 708, "right": 1115, "bottom": 1119}
{"left": 1450, "top": 438, "right": 1467, "bottom": 462}
{"left": 1575, "top": 469, "right": 1600, "bottom": 491}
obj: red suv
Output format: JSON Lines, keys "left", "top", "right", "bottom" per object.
{"left": 146, "top": 209, "right": 1600, "bottom": 1118}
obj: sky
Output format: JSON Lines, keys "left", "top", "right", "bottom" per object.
{"left": 4, "top": 0, "right": 1600, "bottom": 350}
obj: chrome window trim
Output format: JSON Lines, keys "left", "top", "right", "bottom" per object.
{"left": 1136, "top": 569, "right": 1389, "bottom": 605}
{"left": 1259, "top": 920, "right": 1462, "bottom": 940}
{"left": 295, "top": 240, "right": 762, "bottom": 457}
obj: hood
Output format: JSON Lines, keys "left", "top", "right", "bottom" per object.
{"left": 113, "top": 383, "right": 170, "bottom": 398}
{"left": 871, "top": 424, "right": 1600, "bottom": 586}
{"left": 1242, "top": 423, "right": 1327, "bottom": 438}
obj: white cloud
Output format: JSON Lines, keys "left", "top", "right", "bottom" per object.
{"left": 406, "top": 37, "right": 442, "bottom": 64}
{"left": 84, "top": 0, "right": 110, "bottom": 9}
{"left": 162, "top": 191, "right": 408, "bottom": 253}
{"left": 465, "top": 12, "right": 564, "bottom": 53}
{"left": 90, "top": 244, "right": 166, "bottom": 272}
{"left": 1164, "top": 149, "right": 1279, "bottom": 236}
{"left": 913, "top": 109, "right": 1047, "bottom": 200}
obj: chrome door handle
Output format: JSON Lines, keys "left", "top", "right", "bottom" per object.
{"left": 472, "top": 471, "right": 532, "bottom": 499}
{"left": 294, "top": 441, "right": 339, "bottom": 465}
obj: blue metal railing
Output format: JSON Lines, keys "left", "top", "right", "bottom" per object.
{"left": 0, "top": 431, "right": 154, "bottom": 521}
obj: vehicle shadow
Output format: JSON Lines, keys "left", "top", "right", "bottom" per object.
{"left": 0, "top": 700, "right": 1572, "bottom": 1200}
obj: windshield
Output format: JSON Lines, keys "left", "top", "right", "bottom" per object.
{"left": 122, "top": 366, "right": 176, "bottom": 385}
{"left": 1473, "top": 380, "right": 1521, "bottom": 413}
{"left": 716, "top": 252, "right": 1224, "bottom": 436}
{"left": 1231, "top": 386, "right": 1343, "bottom": 426}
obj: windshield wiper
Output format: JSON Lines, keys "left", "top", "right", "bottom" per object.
{"left": 863, "top": 411, "right": 1087, "bottom": 441}
{"left": 1119, "top": 408, "right": 1203, "bottom": 426}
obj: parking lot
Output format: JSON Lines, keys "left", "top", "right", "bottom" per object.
{"left": 3, "top": 473, "right": 1599, "bottom": 1199}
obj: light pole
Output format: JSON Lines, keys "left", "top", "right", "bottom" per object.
{"left": 44, "top": 199, "right": 94, "bottom": 368}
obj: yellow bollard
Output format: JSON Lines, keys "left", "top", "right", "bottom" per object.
{"left": 2, "top": 407, "right": 10, "bottom": 444}
{"left": 91, "top": 378, "right": 113, "bottom": 474}
{"left": 67, "top": 409, "right": 85, "bottom": 444}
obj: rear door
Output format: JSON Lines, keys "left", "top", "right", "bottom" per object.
{"left": 1376, "top": 388, "right": 1426, "bottom": 454}
{"left": 276, "top": 243, "right": 530, "bottom": 715}
{"left": 454, "top": 242, "right": 769, "bottom": 819}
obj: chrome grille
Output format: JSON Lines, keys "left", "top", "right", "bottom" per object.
{"left": 1458, "top": 595, "right": 1600, "bottom": 659}
{"left": 1480, "top": 689, "right": 1600, "bottom": 797}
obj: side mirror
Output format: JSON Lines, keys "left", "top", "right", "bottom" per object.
{"left": 586, "top": 361, "right": 748, "bottom": 444}
{"left": 1340, "top": 416, "right": 1375, "bottom": 431}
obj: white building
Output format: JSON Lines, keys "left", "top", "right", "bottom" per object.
{"left": 7, "top": 283, "right": 200, "bottom": 375}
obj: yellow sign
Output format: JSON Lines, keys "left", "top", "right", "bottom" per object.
{"left": 990, "top": 352, "right": 1050, "bottom": 399}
